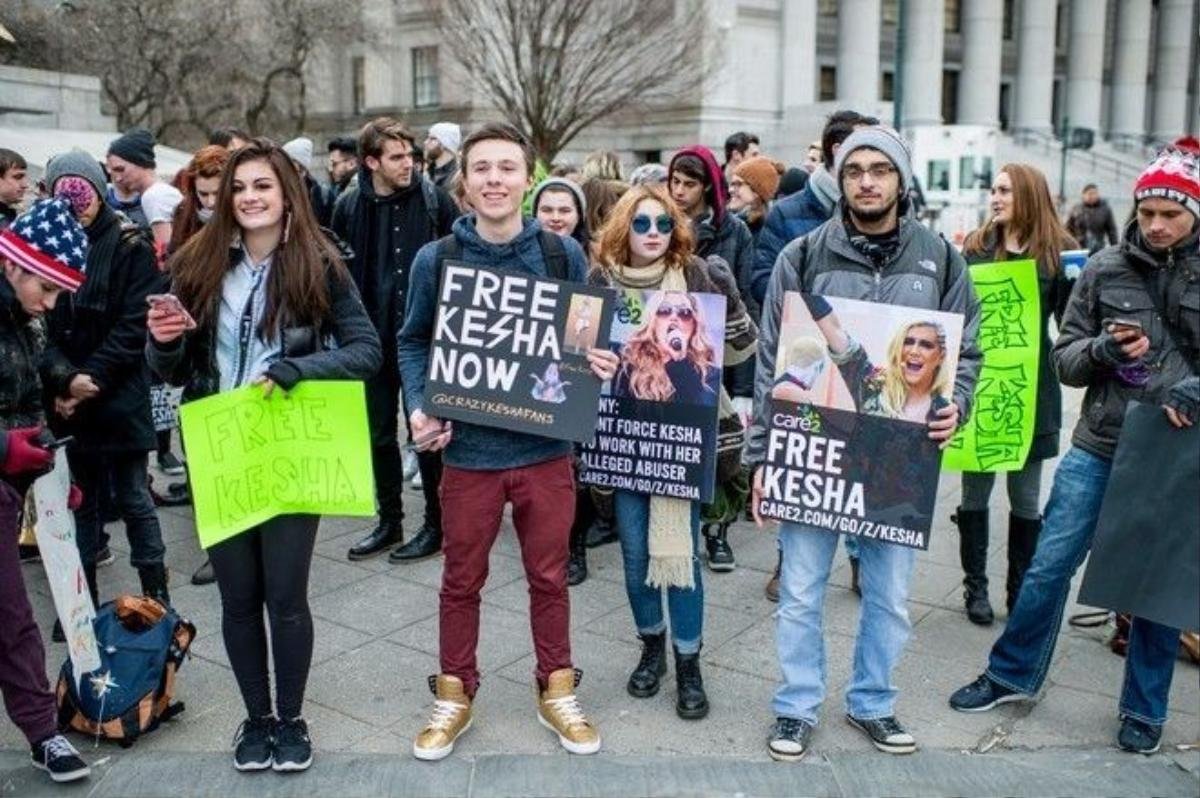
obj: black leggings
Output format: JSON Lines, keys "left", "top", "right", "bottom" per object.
{"left": 208, "top": 514, "right": 320, "bottom": 720}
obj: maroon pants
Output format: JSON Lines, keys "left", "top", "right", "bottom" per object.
{"left": 0, "top": 479, "right": 57, "bottom": 745}
{"left": 439, "top": 456, "right": 575, "bottom": 696}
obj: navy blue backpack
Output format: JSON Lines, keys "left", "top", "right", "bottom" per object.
{"left": 56, "top": 596, "right": 196, "bottom": 747}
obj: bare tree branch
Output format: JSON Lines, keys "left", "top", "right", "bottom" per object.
{"left": 423, "top": 0, "right": 719, "bottom": 163}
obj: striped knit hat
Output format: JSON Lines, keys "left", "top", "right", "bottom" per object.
{"left": 0, "top": 198, "right": 88, "bottom": 291}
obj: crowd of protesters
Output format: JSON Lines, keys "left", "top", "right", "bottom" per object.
{"left": 0, "top": 109, "right": 1195, "bottom": 783}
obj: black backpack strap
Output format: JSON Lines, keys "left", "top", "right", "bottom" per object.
{"left": 433, "top": 233, "right": 462, "bottom": 277}
{"left": 537, "top": 230, "right": 569, "bottom": 281}
{"left": 941, "top": 235, "right": 954, "bottom": 299}
{"left": 420, "top": 177, "right": 441, "bottom": 238}
{"left": 793, "top": 234, "right": 811, "bottom": 292}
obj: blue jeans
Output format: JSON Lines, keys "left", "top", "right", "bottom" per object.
{"left": 774, "top": 524, "right": 916, "bottom": 723}
{"left": 613, "top": 491, "right": 703, "bottom": 654}
{"left": 986, "top": 446, "right": 1181, "bottom": 725}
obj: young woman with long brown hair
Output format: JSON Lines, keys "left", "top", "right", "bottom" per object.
{"left": 955, "top": 163, "right": 1078, "bottom": 626}
{"left": 146, "top": 139, "right": 381, "bottom": 773}
{"left": 591, "top": 184, "right": 755, "bottom": 720}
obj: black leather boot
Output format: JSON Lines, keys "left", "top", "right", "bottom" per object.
{"left": 138, "top": 563, "right": 171, "bottom": 607}
{"left": 953, "top": 508, "right": 993, "bottom": 625}
{"left": 567, "top": 515, "right": 589, "bottom": 587}
{"left": 1006, "top": 515, "right": 1041, "bottom": 613}
{"left": 674, "top": 645, "right": 709, "bottom": 720}
{"left": 347, "top": 518, "right": 404, "bottom": 561}
{"left": 389, "top": 522, "right": 442, "bottom": 563}
{"left": 626, "top": 632, "right": 667, "bottom": 698}
{"left": 703, "top": 523, "right": 735, "bottom": 572}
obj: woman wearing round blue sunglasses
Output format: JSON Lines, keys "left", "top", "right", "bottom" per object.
{"left": 589, "top": 184, "right": 757, "bottom": 722}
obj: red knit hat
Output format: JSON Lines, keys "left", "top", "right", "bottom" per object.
{"left": 1134, "top": 145, "right": 1200, "bottom": 220}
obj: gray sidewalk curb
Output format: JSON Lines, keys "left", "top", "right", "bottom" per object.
{"left": 3, "top": 747, "right": 1197, "bottom": 797}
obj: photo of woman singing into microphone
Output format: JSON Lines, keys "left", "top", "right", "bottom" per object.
{"left": 613, "top": 290, "right": 723, "bottom": 408}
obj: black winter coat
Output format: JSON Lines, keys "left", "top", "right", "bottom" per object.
{"left": 0, "top": 280, "right": 53, "bottom": 465}
{"left": 41, "top": 209, "right": 162, "bottom": 453}
{"left": 146, "top": 250, "right": 382, "bottom": 403}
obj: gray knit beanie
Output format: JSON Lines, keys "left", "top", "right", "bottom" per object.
{"left": 45, "top": 149, "right": 108, "bottom": 198}
{"left": 531, "top": 177, "right": 587, "bottom": 215}
{"left": 833, "top": 125, "right": 912, "bottom": 195}
{"left": 107, "top": 127, "right": 157, "bottom": 168}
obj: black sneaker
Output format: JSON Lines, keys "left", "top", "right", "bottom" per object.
{"left": 1117, "top": 716, "right": 1162, "bottom": 754}
{"left": 96, "top": 545, "right": 115, "bottom": 568}
{"left": 949, "top": 674, "right": 1027, "bottom": 712}
{"left": 846, "top": 714, "right": 916, "bottom": 754}
{"left": 157, "top": 451, "right": 186, "bottom": 476}
{"left": 18, "top": 544, "right": 41, "bottom": 564}
{"left": 232, "top": 717, "right": 274, "bottom": 771}
{"left": 272, "top": 717, "right": 313, "bottom": 772}
{"left": 767, "top": 716, "right": 813, "bottom": 762}
{"left": 703, "top": 524, "right": 735, "bottom": 572}
{"left": 31, "top": 734, "right": 90, "bottom": 783}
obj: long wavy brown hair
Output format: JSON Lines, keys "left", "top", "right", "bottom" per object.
{"left": 962, "top": 163, "right": 1078, "bottom": 276}
{"left": 593, "top": 184, "right": 695, "bottom": 278}
{"left": 168, "top": 138, "right": 346, "bottom": 337}
{"left": 620, "top": 290, "right": 717, "bottom": 402}
{"left": 168, "top": 145, "right": 230, "bottom": 253}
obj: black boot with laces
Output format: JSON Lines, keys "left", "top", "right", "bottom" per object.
{"left": 626, "top": 632, "right": 667, "bottom": 698}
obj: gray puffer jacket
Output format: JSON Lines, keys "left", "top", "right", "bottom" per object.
{"left": 744, "top": 213, "right": 983, "bottom": 466}
{"left": 1053, "top": 220, "right": 1200, "bottom": 460}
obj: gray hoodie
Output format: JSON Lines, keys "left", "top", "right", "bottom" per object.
{"left": 744, "top": 212, "right": 982, "bottom": 466}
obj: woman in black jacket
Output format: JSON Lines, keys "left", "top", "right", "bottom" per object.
{"left": 147, "top": 140, "right": 381, "bottom": 774}
{"left": 956, "top": 163, "right": 1077, "bottom": 626}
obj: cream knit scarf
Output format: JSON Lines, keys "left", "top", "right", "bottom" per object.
{"left": 612, "top": 260, "right": 695, "bottom": 590}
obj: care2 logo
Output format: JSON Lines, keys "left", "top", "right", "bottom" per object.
{"left": 615, "top": 291, "right": 644, "bottom": 326}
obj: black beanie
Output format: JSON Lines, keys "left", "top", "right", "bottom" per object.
{"left": 107, "top": 127, "right": 157, "bottom": 169}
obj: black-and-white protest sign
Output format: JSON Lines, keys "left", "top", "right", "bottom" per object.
{"left": 580, "top": 289, "right": 725, "bottom": 502}
{"left": 424, "top": 262, "right": 614, "bottom": 443}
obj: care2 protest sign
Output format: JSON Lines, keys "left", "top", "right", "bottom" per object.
{"left": 179, "top": 380, "right": 374, "bottom": 548}
{"left": 757, "top": 293, "right": 964, "bottom": 549}
{"left": 424, "top": 262, "right": 614, "bottom": 442}
{"left": 943, "top": 259, "right": 1039, "bottom": 472}
{"left": 580, "top": 289, "right": 725, "bottom": 502}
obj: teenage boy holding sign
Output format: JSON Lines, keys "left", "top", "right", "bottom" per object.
{"left": 397, "top": 123, "right": 618, "bottom": 761}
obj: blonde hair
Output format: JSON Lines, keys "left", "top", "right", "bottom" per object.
{"left": 620, "top": 290, "right": 717, "bottom": 401}
{"left": 878, "top": 321, "right": 950, "bottom": 417}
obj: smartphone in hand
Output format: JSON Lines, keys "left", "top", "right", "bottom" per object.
{"left": 147, "top": 293, "right": 197, "bottom": 330}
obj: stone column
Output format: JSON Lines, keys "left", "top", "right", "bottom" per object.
{"left": 836, "top": 0, "right": 881, "bottom": 110}
{"left": 1065, "top": 0, "right": 1105, "bottom": 133}
{"left": 1109, "top": 0, "right": 1152, "bottom": 146}
{"left": 782, "top": 0, "right": 819, "bottom": 109}
{"left": 1012, "top": 0, "right": 1058, "bottom": 135}
{"left": 957, "top": 0, "right": 1004, "bottom": 127}
{"left": 901, "top": 0, "right": 945, "bottom": 127}
{"left": 1151, "top": 0, "right": 1196, "bottom": 142}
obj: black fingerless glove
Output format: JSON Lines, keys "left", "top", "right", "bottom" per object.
{"left": 1089, "top": 331, "right": 1134, "bottom": 368}
{"left": 1165, "top": 376, "right": 1200, "bottom": 424}
{"left": 802, "top": 293, "right": 833, "bottom": 321}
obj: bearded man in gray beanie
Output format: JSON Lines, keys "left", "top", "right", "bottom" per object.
{"left": 745, "top": 125, "right": 982, "bottom": 760}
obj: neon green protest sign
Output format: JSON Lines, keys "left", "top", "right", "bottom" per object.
{"left": 944, "top": 259, "right": 1041, "bottom": 473}
{"left": 180, "top": 381, "right": 375, "bottom": 548}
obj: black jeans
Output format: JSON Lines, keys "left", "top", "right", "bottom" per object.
{"left": 208, "top": 513, "right": 320, "bottom": 720}
{"left": 366, "top": 350, "right": 442, "bottom": 529}
{"left": 69, "top": 450, "right": 165, "bottom": 570}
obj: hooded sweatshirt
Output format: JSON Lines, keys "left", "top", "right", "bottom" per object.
{"left": 397, "top": 216, "right": 590, "bottom": 470}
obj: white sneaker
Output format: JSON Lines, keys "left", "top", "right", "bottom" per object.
{"left": 411, "top": 470, "right": 423, "bottom": 489}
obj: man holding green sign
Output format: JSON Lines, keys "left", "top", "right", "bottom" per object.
{"left": 946, "top": 163, "right": 1078, "bottom": 626}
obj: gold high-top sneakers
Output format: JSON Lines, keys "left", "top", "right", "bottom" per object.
{"left": 536, "top": 668, "right": 601, "bottom": 755}
{"left": 412, "top": 674, "right": 473, "bottom": 761}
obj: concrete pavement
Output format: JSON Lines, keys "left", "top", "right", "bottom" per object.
{"left": 4, "top": 391, "right": 1198, "bottom": 796}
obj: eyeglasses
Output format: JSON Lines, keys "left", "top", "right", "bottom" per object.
{"left": 843, "top": 164, "right": 897, "bottom": 182}
{"left": 903, "top": 336, "right": 939, "bottom": 351}
{"left": 655, "top": 303, "right": 694, "bottom": 321}
{"left": 729, "top": 178, "right": 747, "bottom": 190}
{"left": 631, "top": 213, "right": 674, "bottom": 235}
